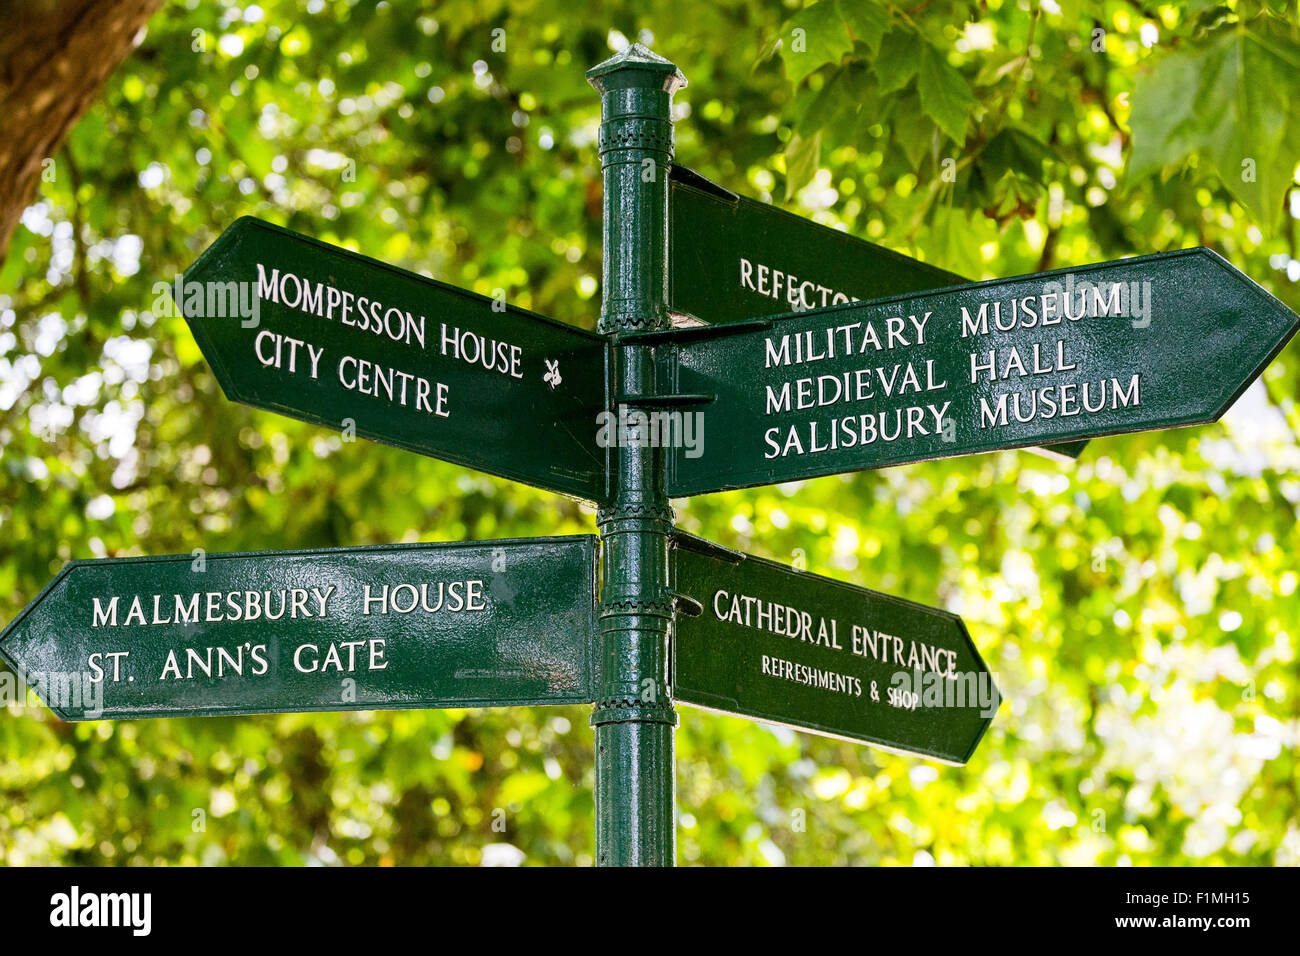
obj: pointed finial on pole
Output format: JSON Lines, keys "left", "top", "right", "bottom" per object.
{"left": 586, "top": 42, "right": 687, "bottom": 95}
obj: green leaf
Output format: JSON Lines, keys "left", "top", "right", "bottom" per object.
{"left": 1200, "top": 28, "right": 1295, "bottom": 225}
{"left": 927, "top": 204, "right": 985, "bottom": 277}
{"left": 975, "top": 52, "right": 1029, "bottom": 88}
{"left": 1127, "top": 50, "right": 1203, "bottom": 181}
{"left": 778, "top": 1, "right": 854, "bottom": 85}
{"left": 873, "top": 27, "right": 921, "bottom": 95}
{"left": 1128, "top": 22, "right": 1300, "bottom": 229}
{"left": 784, "top": 129, "right": 822, "bottom": 200}
{"left": 891, "top": 90, "right": 937, "bottom": 170}
{"left": 980, "top": 126, "right": 1055, "bottom": 178}
{"left": 837, "top": 0, "right": 889, "bottom": 56}
{"left": 795, "top": 65, "right": 860, "bottom": 138}
{"left": 918, "top": 43, "right": 976, "bottom": 146}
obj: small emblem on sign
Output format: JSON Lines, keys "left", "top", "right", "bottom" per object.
{"left": 544, "top": 359, "right": 562, "bottom": 388}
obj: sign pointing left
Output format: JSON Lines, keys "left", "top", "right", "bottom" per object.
{"left": 0, "top": 538, "right": 598, "bottom": 720}
{"left": 180, "top": 217, "right": 609, "bottom": 502}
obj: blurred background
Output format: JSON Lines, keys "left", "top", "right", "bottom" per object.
{"left": 0, "top": 0, "right": 1297, "bottom": 865}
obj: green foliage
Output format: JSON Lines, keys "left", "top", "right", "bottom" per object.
{"left": 1129, "top": 15, "right": 1300, "bottom": 227}
{"left": 1, "top": 0, "right": 1299, "bottom": 866}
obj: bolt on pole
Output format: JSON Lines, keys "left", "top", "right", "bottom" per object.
{"left": 586, "top": 44, "right": 687, "bottom": 867}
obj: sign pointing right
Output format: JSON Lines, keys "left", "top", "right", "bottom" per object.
{"left": 667, "top": 165, "right": 1087, "bottom": 463}
{"left": 657, "top": 247, "right": 1298, "bottom": 497}
{"left": 672, "top": 534, "right": 997, "bottom": 765}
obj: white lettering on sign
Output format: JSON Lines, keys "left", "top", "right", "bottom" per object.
{"left": 760, "top": 654, "right": 862, "bottom": 697}
{"left": 708, "top": 589, "right": 963, "bottom": 709}
{"left": 968, "top": 341, "right": 1077, "bottom": 382}
{"left": 849, "top": 624, "right": 958, "bottom": 676}
{"left": 337, "top": 354, "right": 449, "bottom": 416}
{"left": 978, "top": 375, "right": 1141, "bottom": 429}
{"left": 712, "top": 588, "right": 842, "bottom": 648}
{"left": 440, "top": 324, "right": 524, "bottom": 378}
{"left": 746, "top": 281, "right": 1153, "bottom": 463}
{"left": 739, "top": 257, "right": 859, "bottom": 312}
{"left": 255, "top": 330, "right": 325, "bottom": 378}
{"left": 292, "top": 640, "right": 388, "bottom": 674}
{"left": 256, "top": 263, "right": 427, "bottom": 347}
{"left": 159, "top": 644, "right": 270, "bottom": 680}
{"left": 764, "top": 361, "right": 948, "bottom": 414}
{"left": 80, "top": 578, "right": 492, "bottom": 685}
{"left": 764, "top": 315, "right": 932, "bottom": 366}
{"left": 762, "top": 404, "right": 951, "bottom": 459}
{"left": 362, "top": 580, "right": 487, "bottom": 614}
{"left": 91, "top": 587, "right": 336, "bottom": 627}
{"left": 248, "top": 262, "right": 534, "bottom": 422}
{"left": 958, "top": 284, "right": 1136, "bottom": 336}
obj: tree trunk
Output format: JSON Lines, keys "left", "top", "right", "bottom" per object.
{"left": 0, "top": 0, "right": 164, "bottom": 263}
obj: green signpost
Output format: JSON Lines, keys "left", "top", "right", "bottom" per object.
{"left": 0, "top": 538, "right": 597, "bottom": 720}
{"left": 181, "top": 217, "right": 610, "bottom": 502}
{"left": 2, "top": 43, "right": 1297, "bottom": 866}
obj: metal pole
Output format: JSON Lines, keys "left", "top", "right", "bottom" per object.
{"left": 587, "top": 44, "right": 686, "bottom": 867}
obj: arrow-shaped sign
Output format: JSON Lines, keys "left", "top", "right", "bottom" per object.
{"left": 180, "top": 217, "right": 609, "bottom": 502}
{"left": 668, "top": 165, "right": 967, "bottom": 327}
{"left": 672, "top": 535, "right": 997, "bottom": 764}
{"left": 667, "top": 166, "right": 1086, "bottom": 462}
{"left": 649, "top": 247, "right": 1298, "bottom": 497}
{"left": 0, "top": 537, "right": 597, "bottom": 720}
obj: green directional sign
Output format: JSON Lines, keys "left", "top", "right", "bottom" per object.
{"left": 668, "top": 165, "right": 965, "bottom": 326}
{"left": 652, "top": 247, "right": 1299, "bottom": 497}
{"left": 180, "top": 217, "right": 609, "bottom": 502}
{"left": 668, "top": 165, "right": 1085, "bottom": 462}
{"left": 671, "top": 535, "right": 997, "bottom": 764}
{"left": 0, "top": 537, "right": 597, "bottom": 720}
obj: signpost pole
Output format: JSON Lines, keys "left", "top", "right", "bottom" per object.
{"left": 587, "top": 45, "right": 686, "bottom": 866}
